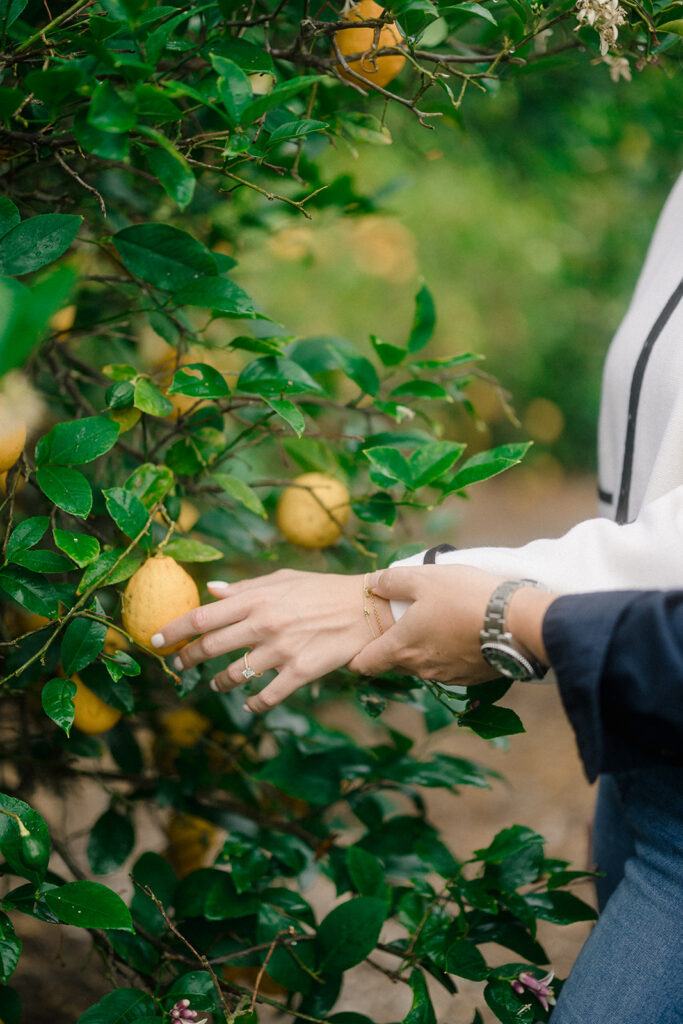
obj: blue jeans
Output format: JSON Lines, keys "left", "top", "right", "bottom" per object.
{"left": 550, "top": 767, "right": 683, "bottom": 1023}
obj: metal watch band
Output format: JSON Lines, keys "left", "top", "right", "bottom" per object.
{"left": 480, "top": 578, "right": 548, "bottom": 680}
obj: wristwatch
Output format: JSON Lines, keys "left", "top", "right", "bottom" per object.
{"left": 479, "top": 579, "right": 549, "bottom": 681}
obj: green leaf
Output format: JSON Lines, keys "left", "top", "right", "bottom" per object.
{"left": 475, "top": 826, "right": 545, "bottom": 864}
{"left": 658, "top": 17, "right": 683, "bottom": 32}
{"left": 461, "top": 703, "right": 525, "bottom": 740}
{"left": 88, "top": 807, "right": 136, "bottom": 875}
{"left": 445, "top": 442, "right": 532, "bottom": 492}
{"left": 317, "top": 896, "right": 386, "bottom": 973}
{"left": 133, "top": 377, "right": 174, "bottom": 417}
{"left": 267, "top": 119, "right": 329, "bottom": 147}
{"left": 174, "top": 275, "right": 260, "bottom": 318}
{"left": 124, "top": 463, "right": 175, "bottom": 507}
{"left": 41, "top": 678, "right": 77, "bottom": 736}
{"left": 0, "top": 911, "right": 21, "bottom": 983}
{"left": 0, "top": 214, "right": 82, "bottom": 277}
{"left": 23, "top": 67, "right": 82, "bottom": 110}
{"left": 0, "top": 565, "right": 59, "bottom": 618}
{"left": 106, "top": 380, "right": 134, "bottom": 409}
{"left": 0, "top": 793, "right": 51, "bottom": 886}
{"left": 327, "top": 340, "right": 379, "bottom": 396}
{"left": 238, "top": 356, "right": 323, "bottom": 396}
{"left": 11, "top": 549, "right": 74, "bottom": 573}
{"left": 162, "top": 537, "right": 223, "bottom": 562}
{"left": 77, "top": 988, "right": 157, "bottom": 1023}
{"left": 0, "top": 197, "right": 20, "bottom": 238}
{"left": 210, "top": 472, "right": 266, "bottom": 517}
{"left": 210, "top": 53, "right": 252, "bottom": 122}
{"left": 407, "top": 284, "right": 436, "bottom": 353}
{"left": 88, "top": 79, "right": 136, "bottom": 132}
{"left": 45, "top": 880, "right": 134, "bottom": 932}
{"left": 5, "top": 516, "right": 49, "bottom": 559}
{"left": 73, "top": 110, "right": 130, "bottom": 161}
{"left": 112, "top": 224, "right": 217, "bottom": 291}
{"left": 53, "top": 530, "right": 101, "bottom": 567}
{"left": 346, "top": 847, "right": 390, "bottom": 902}
{"left": 103, "top": 487, "right": 149, "bottom": 539}
{"left": 403, "top": 970, "right": 436, "bottom": 1024}
{"left": 390, "top": 380, "right": 450, "bottom": 401}
{"left": 363, "top": 446, "right": 412, "bottom": 487}
{"left": 524, "top": 890, "right": 597, "bottom": 924}
{"left": 410, "top": 441, "right": 467, "bottom": 489}
{"left": 483, "top": 979, "right": 534, "bottom": 1024}
{"left": 0, "top": 0, "right": 27, "bottom": 30}
{"left": 370, "top": 334, "right": 407, "bottom": 367}
{"left": 144, "top": 140, "right": 196, "bottom": 210}
{"left": 166, "top": 970, "right": 221, "bottom": 1011}
{"left": 76, "top": 549, "right": 144, "bottom": 594}
{"left": 265, "top": 397, "right": 306, "bottom": 436}
{"left": 35, "top": 466, "right": 92, "bottom": 518}
{"left": 168, "top": 362, "right": 231, "bottom": 398}
{"left": 0, "top": 985, "right": 21, "bottom": 1024}
{"left": 240, "top": 75, "right": 324, "bottom": 124}
{"left": 61, "top": 616, "right": 108, "bottom": 676}
{"left": 36, "top": 417, "right": 120, "bottom": 467}
{"left": 0, "top": 266, "right": 76, "bottom": 376}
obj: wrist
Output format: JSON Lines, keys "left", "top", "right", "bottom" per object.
{"left": 505, "top": 587, "right": 558, "bottom": 668}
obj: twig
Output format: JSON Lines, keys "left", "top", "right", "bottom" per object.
{"left": 53, "top": 149, "right": 106, "bottom": 217}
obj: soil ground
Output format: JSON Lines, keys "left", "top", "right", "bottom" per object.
{"left": 6, "top": 472, "right": 599, "bottom": 1023}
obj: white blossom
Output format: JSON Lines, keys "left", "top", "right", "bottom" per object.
{"left": 603, "top": 54, "right": 632, "bottom": 81}
{"left": 575, "top": 0, "right": 627, "bottom": 56}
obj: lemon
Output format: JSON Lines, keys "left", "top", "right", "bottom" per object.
{"left": 334, "top": 0, "right": 406, "bottom": 88}
{"left": 0, "top": 408, "right": 26, "bottom": 472}
{"left": 276, "top": 472, "right": 351, "bottom": 549}
{"left": 166, "top": 812, "right": 217, "bottom": 878}
{"left": 161, "top": 707, "right": 211, "bottom": 749}
{"left": 104, "top": 626, "right": 129, "bottom": 655}
{"left": 122, "top": 554, "right": 200, "bottom": 655}
{"left": 72, "top": 676, "right": 122, "bottom": 735}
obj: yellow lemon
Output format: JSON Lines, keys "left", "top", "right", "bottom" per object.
{"left": 104, "top": 627, "right": 130, "bottom": 655}
{"left": 166, "top": 812, "right": 218, "bottom": 878}
{"left": 161, "top": 707, "right": 211, "bottom": 749}
{"left": 122, "top": 554, "right": 200, "bottom": 655}
{"left": 334, "top": 0, "right": 406, "bottom": 88}
{"left": 72, "top": 676, "right": 122, "bottom": 735}
{"left": 0, "top": 405, "right": 26, "bottom": 473}
{"left": 276, "top": 472, "right": 351, "bottom": 549}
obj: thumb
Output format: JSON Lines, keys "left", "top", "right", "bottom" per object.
{"left": 349, "top": 629, "right": 400, "bottom": 677}
{"left": 365, "top": 567, "right": 419, "bottom": 603}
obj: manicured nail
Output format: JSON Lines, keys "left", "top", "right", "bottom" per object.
{"left": 210, "top": 678, "right": 219, "bottom": 692}
{"left": 150, "top": 632, "right": 165, "bottom": 648}
{"left": 366, "top": 572, "right": 380, "bottom": 590}
{"left": 173, "top": 656, "right": 183, "bottom": 671}
{"left": 208, "top": 580, "right": 229, "bottom": 591}
{"left": 242, "top": 703, "right": 253, "bottom": 714}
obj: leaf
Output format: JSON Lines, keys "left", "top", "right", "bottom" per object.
{"left": 439, "top": 938, "right": 488, "bottom": 981}
{"left": 210, "top": 472, "right": 266, "bottom": 517}
{"left": 76, "top": 988, "right": 157, "bottom": 1023}
{"left": 61, "top": 617, "right": 108, "bottom": 676}
{"left": 370, "top": 334, "right": 407, "bottom": 367}
{"left": 657, "top": 17, "right": 683, "bottom": 32}
{"left": 240, "top": 75, "right": 324, "bottom": 124}
{"left": 35, "top": 466, "right": 92, "bottom": 518}
{"left": 407, "top": 284, "right": 436, "bottom": 353}
{"left": 445, "top": 442, "right": 532, "bottom": 492}
{"left": 88, "top": 808, "right": 136, "bottom": 875}
{"left": 0, "top": 911, "right": 21, "bottom": 983}
{"left": 346, "top": 847, "right": 390, "bottom": 902}
{"left": 484, "top": 979, "right": 534, "bottom": 1024}
{"left": 524, "top": 890, "right": 597, "bottom": 925}
{"left": 11, "top": 549, "right": 74, "bottom": 573}
{"left": 0, "top": 266, "right": 76, "bottom": 376}
{"left": 133, "top": 377, "right": 174, "bottom": 417}
{"left": 475, "top": 826, "right": 545, "bottom": 864}
{"left": 267, "top": 119, "right": 329, "bottom": 147}
{"left": 410, "top": 441, "right": 467, "bottom": 489}
{"left": 317, "top": 896, "right": 386, "bottom": 973}
{"left": 0, "top": 793, "right": 51, "bottom": 886}
{"left": 73, "top": 110, "right": 130, "bottom": 161}
{"left": 265, "top": 398, "right": 305, "bottom": 436}
{"left": 53, "top": 530, "right": 101, "bottom": 567}
{"left": 0, "top": 197, "right": 20, "bottom": 238}
{"left": 210, "top": 53, "right": 252, "bottom": 122}
{"left": 447, "top": 2, "right": 498, "bottom": 23}
{"left": 168, "top": 362, "right": 231, "bottom": 398}
{"left": 162, "top": 537, "right": 223, "bottom": 562}
{"left": 363, "top": 446, "right": 412, "bottom": 488}
{"left": 174, "top": 276, "right": 260, "bottom": 318}
{"left": 5, "top": 516, "right": 49, "bottom": 559}
{"left": 112, "top": 224, "right": 217, "bottom": 291}
{"left": 36, "top": 417, "right": 120, "bottom": 466}
{"left": 144, "top": 140, "right": 196, "bottom": 210}
{"left": 103, "top": 487, "right": 149, "bottom": 539}
{"left": 23, "top": 67, "right": 82, "bottom": 110}
{"left": 41, "top": 678, "right": 77, "bottom": 736}
{"left": 460, "top": 703, "right": 525, "bottom": 740}
{"left": 403, "top": 970, "right": 436, "bottom": 1024}
{"left": 88, "top": 79, "right": 137, "bottom": 132}
{"left": 45, "top": 880, "right": 134, "bottom": 932}
{"left": 166, "top": 970, "right": 221, "bottom": 1011}
{"left": 77, "top": 549, "right": 144, "bottom": 594}
{"left": 327, "top": 340, "right": 379, "bottom": 396}
{"left": 124, "top": 463, "right": 175, "bottom": 507}
{"left": 0, "top": 985, "right": 21, "bottom": 1024}
{"left": 0, "top": 214, "right": 82, "bottom": 277}
{"left": 237, "top": 356, "right": 323, "bottom": 396}
{"left": 0, "top": 565, "right": 59, "bottom": 618}
{"left": 389, "top": 380, "right": 450, "bottom": 401}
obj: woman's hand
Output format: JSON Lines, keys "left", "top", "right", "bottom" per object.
{"left": 154, "top": 569, "right": 394, "bottom": 713}
{"left": 349, "top": 564, "right": 556, "bottom": 684}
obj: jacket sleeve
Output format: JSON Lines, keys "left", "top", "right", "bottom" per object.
{"left": 543, "top": 590, "right": 683, "bottom": 781}
{"left": 389, "top": 481, "right": 683, "bottom": 620}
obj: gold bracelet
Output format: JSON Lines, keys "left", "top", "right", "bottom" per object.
{"left": 362, "top": 573, "right": 378, "bottom": 639}
{"left": 363, "top": 573, "right": 384, "bottom": 639}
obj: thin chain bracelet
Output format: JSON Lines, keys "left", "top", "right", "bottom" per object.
{"left": 363, "top": 574, "right": 385, "bottom": 639}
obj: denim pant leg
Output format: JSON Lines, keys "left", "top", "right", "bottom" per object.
{"left": 551, "top": 766, "right": 683, "bottom": 1024}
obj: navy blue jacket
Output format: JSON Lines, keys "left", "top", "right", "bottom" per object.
{"left": 543, "top": 590, "right": 683, "bottom": 782}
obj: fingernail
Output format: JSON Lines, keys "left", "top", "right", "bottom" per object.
{"left": 242, "top": 703, "right": 253, "bottom": 714}
{"left": 210, "top": 678, "right": 219, "bottom": 692}
{"left": 208, "top": 580, "right": 230, "bottom": 591}
{"left": 173, "top": 656, "right": 183, "bottom": 671}
{"left": 366, "top": 572, "right": 381, "bottom": 590}
{"left": 150, "top": 633, "right": 165, "bottom": 648}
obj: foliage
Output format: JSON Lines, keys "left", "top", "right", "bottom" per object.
{"left": 0, "top": 0, "right": 662, "bottom": 1019}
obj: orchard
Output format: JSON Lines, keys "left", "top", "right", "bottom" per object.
{"left": 0, "top": 1, "right": 679, "bottom": 1022}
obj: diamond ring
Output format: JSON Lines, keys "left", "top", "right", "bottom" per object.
{"left": 242, "top": 652, "right": 263, "bottom": 680}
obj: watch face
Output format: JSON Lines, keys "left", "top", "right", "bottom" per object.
{"left": 480, "top": 642, "right": 533, "bottom": 680}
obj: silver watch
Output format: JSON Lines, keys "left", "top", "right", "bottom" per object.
{"left": 479, "top": 579, "right": 549, "bottom": 681}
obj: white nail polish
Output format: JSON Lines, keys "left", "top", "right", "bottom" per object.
{"left": 242, "top": 703, "right": 253, "bottom": 714}
{"left": 208, "top": 580, "right": 229, "bottom": 590}
{"left": 173, "top": 656, "right": 183, "bottom": 671}
{"left": 150, "top": 633, "right": 165, "bottom": 648}
{"left": 210, "top": 678, "right": 219, "bottom": 692}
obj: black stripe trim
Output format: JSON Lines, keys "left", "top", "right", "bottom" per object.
{"left": 423, "top": 543, "right": 457, "bottom": 564}
{"left": 616, "top": 278, "right": 683, "bottom": 524}
{"left": 598, "top": 486, "right": 613, "bottom": 504}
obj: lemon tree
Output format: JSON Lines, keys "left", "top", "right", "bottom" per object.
{"left": 0, "top": 0, "right": 668, "bottom": 1020}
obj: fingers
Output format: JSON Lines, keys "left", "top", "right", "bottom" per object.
{"left": 210, "top": 646, "right": 275, "bottom": 693}
{"left": 243, "top": 669, "right": 304, "bottom": 714}
{"left": 173, "top": 621, "right": 258, "bottom": 671}
{"left": 153, "top": 596, "right": 246, "bottom": 650}
{"left": 366, "top": 567, "right": 421, "bottom": 604}
{"left": 348, "top": 630, "right": 401, "bottom": 676}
